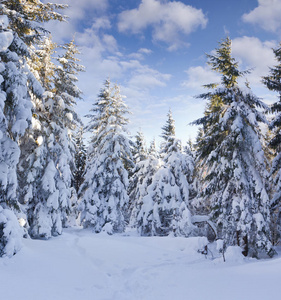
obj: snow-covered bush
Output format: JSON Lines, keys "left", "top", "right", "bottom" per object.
{"left": 0, "top": 207, "right": 23, "bottom": 257}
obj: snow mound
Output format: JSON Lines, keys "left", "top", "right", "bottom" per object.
{"left": 224, "top": 246, "right": 245, "bottom": 263}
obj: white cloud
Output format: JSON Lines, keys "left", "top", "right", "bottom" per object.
{"left": 102, "top": 34, "right": 118, "bottom": 53}
{"left": 41, "top": 0, "right": 109, "bottom": 43}
{"left": 232, "top": 36, "right": 277, "bottom": 86}
{"left": 181, "top": 66, "right": 220, "bottom": 92}
{"left": 92, "top": 17, "right": 111, "bottom": 30}
{"left": 129, "top": 72, "right": 170, "bottom": 89}
{"left": 139, "top": 48, "right": 153, "bottom": 54}
{"left": 128, "top": 48, "right": 153, "bottom": 60}
{"left": 55, "top": 0, "right": 108, "bottom": 19}
{"left": 242, "top": 0, "right": 281, "bottom": 32}
{"left": 117, "top": 0, "right": 207, "bottom": 50}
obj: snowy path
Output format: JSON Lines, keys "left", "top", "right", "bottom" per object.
{"left": 0, "top": 228, "right": 280, "bottom": 300}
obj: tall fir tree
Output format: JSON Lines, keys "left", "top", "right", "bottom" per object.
{"left": 193, "top": 37, "right": 273, "bottom": 257}
{"left": 161, "top": 108, "right": 175, "bottom": 141}
{"left": 21, "top": 38, "right": 83, "bottom": 238}
{"left": 0, "top": 0, "right": 64, "bottom": 244}
{"left": 263, "top": 42, "right": 281, "bottom": 244}
{"left": 79, "top": 79, "right": 132, "bottom": 234}
{"left": 0, "top": 14, "right": 24, "bottom": 257}
{"left": 1, "top": 0, "right": 66, "bottom": 246}
{"left": 17, "top": 35, "right": 57, "bottom": 238}
{"left": 160, "top": 109, "right": 176, "bottom": 154}
{"left": 1, "top": 0, "right": 68, "bottom": 242}
{"left": 51, "top": 39, "right": 84, "bottom": 227}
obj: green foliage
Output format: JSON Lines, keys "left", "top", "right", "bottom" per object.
{"left": 206, "top": 37, "right": 247, "bottom": 89}
{"left": 160, "top": 109, "right": 175, "bottom": 141}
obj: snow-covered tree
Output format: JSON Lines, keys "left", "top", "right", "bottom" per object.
{"left": 134, "top": 113, "right": 194, "bottom": 236}
{"left": 160, "top": 109, "right": 176, "bottom": 154}
{"left": 127, "top": 130, "right": 148, "bottom": 221}
{"left": 0, "top": 14, "right": 25, "bottom": 256}
{"left": 1, "top": 1, "right": 66, "bottom": 47}
{"left": 14, "top": 21, "right": 82, "bottom": 238}
{"left": 263, "top": 42, "right": 281, "bottom": 245}
{"left": 148, "top": 138, "right": 159, "bottom": 158}
{"left": 128, "top": 138, "right": 160, "bottom": 227}
{"left": 131, "top": 130, "right": 147, "bottom": 163}
{"left": 28, "top": 36, "right": 57, "bottom": 91}
{"left": 79, "top": 79, "right": 132, "bottom": 234}
{"left": 161, "top": 109, "right": 175, "bottom": 141}
{"left": 136, "top": 137, "right": 194, "bottom": 237}
{"left": 50, "top": 39, "right": 84, "bottom": 227}
{"left": 17, "top": 35, "right": 61, "bottom": 238}
{"left": 73, "top": 126, "right": 86, "bottom": 194}
{"left": 0, "top": 0, "right": 68, "bottom": 242}
{"left": 24, "top": 38, "right": 83, "bottom": 237}
{"left": 129, "top": 152, "right": 161, "bottom": 229}
{"left": 193, "top": 37, "right": 273, "bottom": 257}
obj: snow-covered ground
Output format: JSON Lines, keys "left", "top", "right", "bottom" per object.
{"left": 0, "top": 228, "right": 280, "bottom": 300}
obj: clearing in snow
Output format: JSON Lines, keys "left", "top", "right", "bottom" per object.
{"left": 0, "top": 228, "right": 280, "bottom": 300}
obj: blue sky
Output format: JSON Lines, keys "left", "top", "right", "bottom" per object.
{"left": 43, "top": 0, "right": 281, "bottom": 145}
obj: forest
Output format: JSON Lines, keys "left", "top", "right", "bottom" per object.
{"left": 1, "top": 0, "right": 281, "bottom": 262}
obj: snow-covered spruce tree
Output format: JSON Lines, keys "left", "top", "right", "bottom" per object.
{"left": 193, "top": 37, "right": 273, "bottom": 257}
{"left": 16, "top": 25, "right": 82, "bottom": 237}
{"left": 160, "top": 109, "right": 175, "bottom": 154}
{"left": 161, "top": 109, "right": 175, "bottom": 141}
{"left": 0, "top": 0, "right": 63, "bottom": 245}
{"left": 51, "top": 39, "right": 84, "bottom": 227}
{"left": 135, "top": 114, "right": 195, "bottom": 236}
{"left": 73, "top": 126, "right": 86, "bottom": 194}
{"left": 79, "top": 79, "right": 133, "bottom": 234}
{"left": 131, "top": 130, "right": 147, "bottom": 164}
{"left": 0, "top": 15, "right": 24, "bottom": 257}
{"left": 148, "top": 138, "right": 159, "bottom": 158}
{"left": 263, "top": 42, "right": 281, "bottom": 245}
{"left": 1, "top": 0, "right": 67, "bottom": 242}
{"left": 129, "top": 148, "right": 161, "bottom": 229}
{"left": 16, "top": 37, "right": 79, "bottom": 238}
{"left": 128, "top": 138, "right": 160, "bottom": 228}
{"left": 30, "top": 38, "right": 83, "bottom": 236}
{"left": 17, "top": 34, "right": 65, "bottom": 238}
{"left": 127, "top": 130, "right": 148, "bottom": 222}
